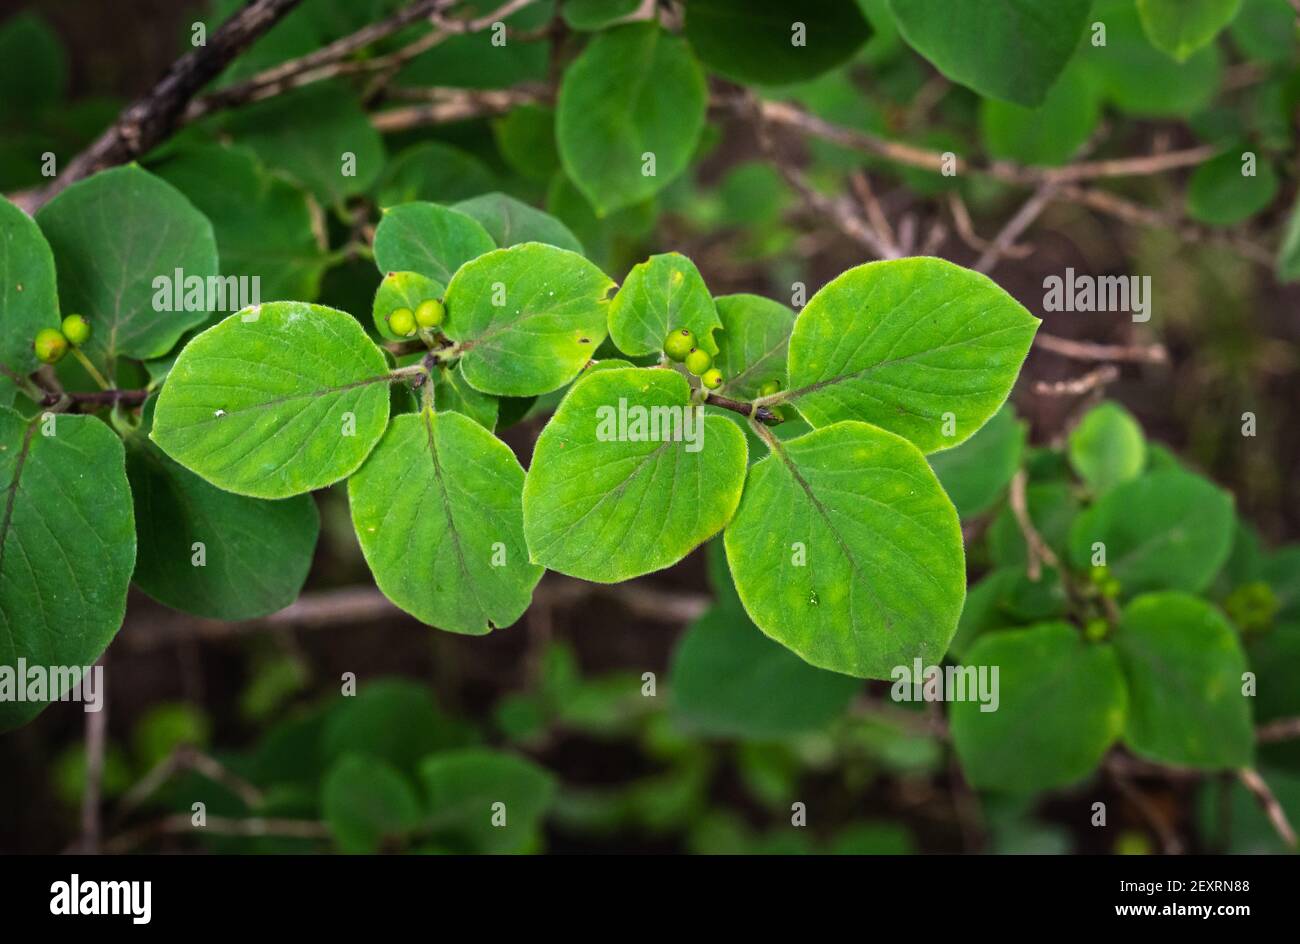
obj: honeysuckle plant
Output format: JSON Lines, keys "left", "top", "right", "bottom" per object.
{"left": 0, "top": 171, "right": 1040, "bottom": 728}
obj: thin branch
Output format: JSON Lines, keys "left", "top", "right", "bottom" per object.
{"left": 372, "top": 86, "right": 546, "bottom": 133}
{"left": 104, "top": 815, "right": 330, "bottom": 854}
{"left": 1033, "top": 333, "right": 1167, "bottom": 364}
{"left": 1257, "top": 716, "right": 1300, "bottom": 744}
{"left": 1032, "top": 364, "right": 1121, "bottom": 397}
{"left": 79, "top": 671, "right": 108, "bottom": 854}
{"left": 114, "top": 746, "right": 264, "bottom": 827}
{"left": 704, "top": 391, "right": 783, "bottom": 426}
{"left": 32, "top": 0, "right": 304, "bottom": 210}
{"left": 1106, "top": 757, "right": 1184, "bottom": 854}
{"left": 975, "top": 180, "right": 1060, "bottom": 273}
{"left": 1008, "top": 468, "right": 1060, "bottom": 581}
{"left": 1237, "top": 768, "right": 1298, "bottom": 849}
{"left": 945, "top": 191, "right": 1032, "bottom": 259}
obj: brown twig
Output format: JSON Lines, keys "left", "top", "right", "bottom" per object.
{"left": 114, "top": 746, "right": 264, "bottom": 827}
{"left": 1032, "top": 364, "right": 1121, "bottom": 397}
{"left": 31, "top": 0, "right": 304, "bottom": 210}
{"left": 945, "top": 191, "right": 1032, "bottom": 259}
{"left": 1106, "top": 757, "right": 1184, "bottom": 854}
{"left": 1237, "top": 767, "right": 1298, "bottom": 849}
{"left": 1033, "top": 333, "right": 1167, "bottom": 364}
{"left": 1256, "top": 716, "right": 1300, "bottom": 743}
{"left": 1008, "top": 468, "right": 1060, "bottom": 581}
{"left": 975, "top": 180, "right": 1060, "bottom": 273}
{"left": 372, "top": 86, "right": 546, "bottom": 133}
{"left": 79, "top": 667, "right": 108, "bottom": 854}
{"left": 704, "top": 391, "right": 783, "bottom": 425}
{"left": 104, "top": 815, "right": 330, "bottom": 854}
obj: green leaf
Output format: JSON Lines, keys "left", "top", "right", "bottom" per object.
{"left": 451, "top": 193, "right": 584, "bottom": 255}
{"left": 0, "top": 195, "right": 60, "bottom": 390}
{"left": 725, "top": 421, "right": 965, "bottom": 679}
{"left": 1067, "top": 401, "right": 1147, "bottom": 494}
{"left": 1082, "top": 0, "right": 1223, "bottom": 117}
{"left": 1138, "top": 0, "right": 1243, "bottom": 62}
{"left": 710, "top": 293, "right": 795, "bottom": 400}
{"left": 151, "top": 143, "right": 330, "bottom": 302}
{"left": 226, "top": 83, "right": 385, "bottom": 205}
{"left": 980, "top": 62, "right": 1101, "bottom": 166}
{"left": 607, "top": 252, "right": 721, "bottom": 358}
{"left": 372, "top": 269, "right": 442, "bottom": 342}
{"left": 375, "top": 142, "right": 496, "bottom": 206}
{"left": 784, "top": 257, "right": 1039, "bottom": 453}
{"left": 36, "top": 165, "right": 219, "bottom": 366}
{"left": 950, "top": 623, "right": 1127, "bottom": 793}
{"left": 887, "top": 0, "right": 1091, "bottom": 106}
{"left": 323, "top": 678, "right": 477, "bottom": 777}
{"left": 1230, "top": 0, "right": 1298, "bottom": 65}
{"left": 1068, "top": 470, "right": 1234, "bottom": 596}
{"left": 556, "top": 23, "right": 707, "bottom": 214}
{"left": 1186, "top": 148, "right": 1279, "bottom": 226}
{"left": 670, "top": 606, "right": 859, "bottom": 737}
{"left": 0, "top": 13, "right": 66, "bottom": 117}
{"left": 562, "top": 0, "right": 640, "bottom": 30}
{"left": 492, "top": 105, "right": 561, "bottom": 182}
{"left": 0, "top": 409, "right": 135, "bottom": 731}
{"left": 928, "top": 403, "right": 1026, "bottom": 518}
{"left": 348, "top": 409, "right": 541, "bottom": 635}
{"left": 683, "top": 0, "right": 872, "bottom": 85}
{"left": 442, "top": 242, "right": 614, "bottom": 396}
{"left": 126, "top": 398, "right": 319, "bottom": 620}
{"left": 322, "top": 755, "right": 421, "bottom": 854}
{"left": 523, "top": 367, "right": 747, "bottom": 582}
{"left": 152, "top": 302, "right": 391, "bottom": 499}
{"left": 1279, "top": 194, "right": 1300, "bottom": 284}
{"left": 1115, "top": 593, "right": 1254, "bottom": 769}
{"left": 432, "top": 362, "right": 499, "bottom": 430}
{"left": 418, "top": 748, "right": 556, "bottom": 853}
{"left": 372, "top": 202, "right": 495, "bottom": 287}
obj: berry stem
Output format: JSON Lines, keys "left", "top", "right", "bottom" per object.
{"left": 71, "top": 348, "right": 112, "bottom": 391}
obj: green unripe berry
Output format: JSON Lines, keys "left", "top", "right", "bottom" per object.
{"left": 759, "top": 379, "right": 781, "bottom": 398}
{"left": 701, "top": 368, "right": 723, "bottom": 390}
{"left": 34, "top": 328, "right": 68, "bottom": 364}
{"left": 61, "top": 314, "right": 92, "bottom": 346}
{"left": 684, "top": 347, "right": 712, "bottom": 376}
{"left": 1100, "top": 577, "right": 1121, "bottom": 599}
{"left": 1084, "top": 618, "right": 1109, "bottom": 642}
{"left": 664, "top": 327, "right": 694, "bottom": 361}
{"left": 415, "top": 298, "right": 445, "bottom": 329}
{"left": 388, "top": 307, "right": 417, "bottom": 337}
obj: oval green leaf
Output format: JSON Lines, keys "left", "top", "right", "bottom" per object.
{"left": 36, "top": 165, "right": 219, "bottom": 366}
{"left": 0, "top": 195, "right": 60, "bottom": 392}
{"left": 372, "top": 201, "right": 495, "bottom": 287}
{"left": 607, "top": 252, "right": 721, "bottom": 358}
{"left": 710, "top": 292, "right": 795, "bottom": 400}
{"left": 928, "top": 403, "right": 1026, "bottom": 517}
{"left": 724, "top": 421, "right": 965, "bottom": 679}
{"left": 151, "top": 302, "right": 392, "bottom": 499}
{"left": 1067, "top": 400, "right": 1147, "bottom": 494}
{"left": 452, "top": 192, "right": 583, "bottom": 255}
{"left": 556, "top": 23, "right": 707, "bottom": 214}
{"left": 951, "top": 622, "right": 1127, "bottom": 793}
{"left": 348, "top": 409, "right": 541, "bottom": 635}
{"left": 442, "top": 242, "right": 614, "bottom": 396}
{"left": 0, "top": 408, "right": 135, "bottom": 731}
{"left": 523, "top": 366, "right": 747, "bottom": 582}
{"left": 784, "top": 257, "right": 1040, "bottom": 453}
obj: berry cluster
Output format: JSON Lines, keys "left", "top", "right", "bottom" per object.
{"left": 388, "top": 298, "right": 445, "bottom": 337}
{"left": 662, "top": 327, "right": 722, "bottom": 389}
{"left": 34, "top": 315, "right": 92, "bottom": 364}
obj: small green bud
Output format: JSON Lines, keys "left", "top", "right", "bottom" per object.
{"left": 61, "top": 314, "right": 92, "bottom": 346}
{"left": 415, "top": 299, "right": 445, "bottom": 329}
{"left": 1084, "top": 618, "right": 1109, "bottom": 642}
{"left": 701, "top": 368, "right": 723, "bottom": 390}
{"left": 684, "top": 347, "right": 712, "bottom": 376}
{"left": 664, "top": 327, "right": 694, "bottom": 361}
{"left": 388, "top": 307, "right": 417, "bottom": 337}
{"left": 34, "top": 328, "right": 68, "bottom": 364}
{"left": 1224, "top": 580, "right": 1279, "bottom": 634}
{"left": 759, "top": 379, "right": 781, "bottom": 398}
